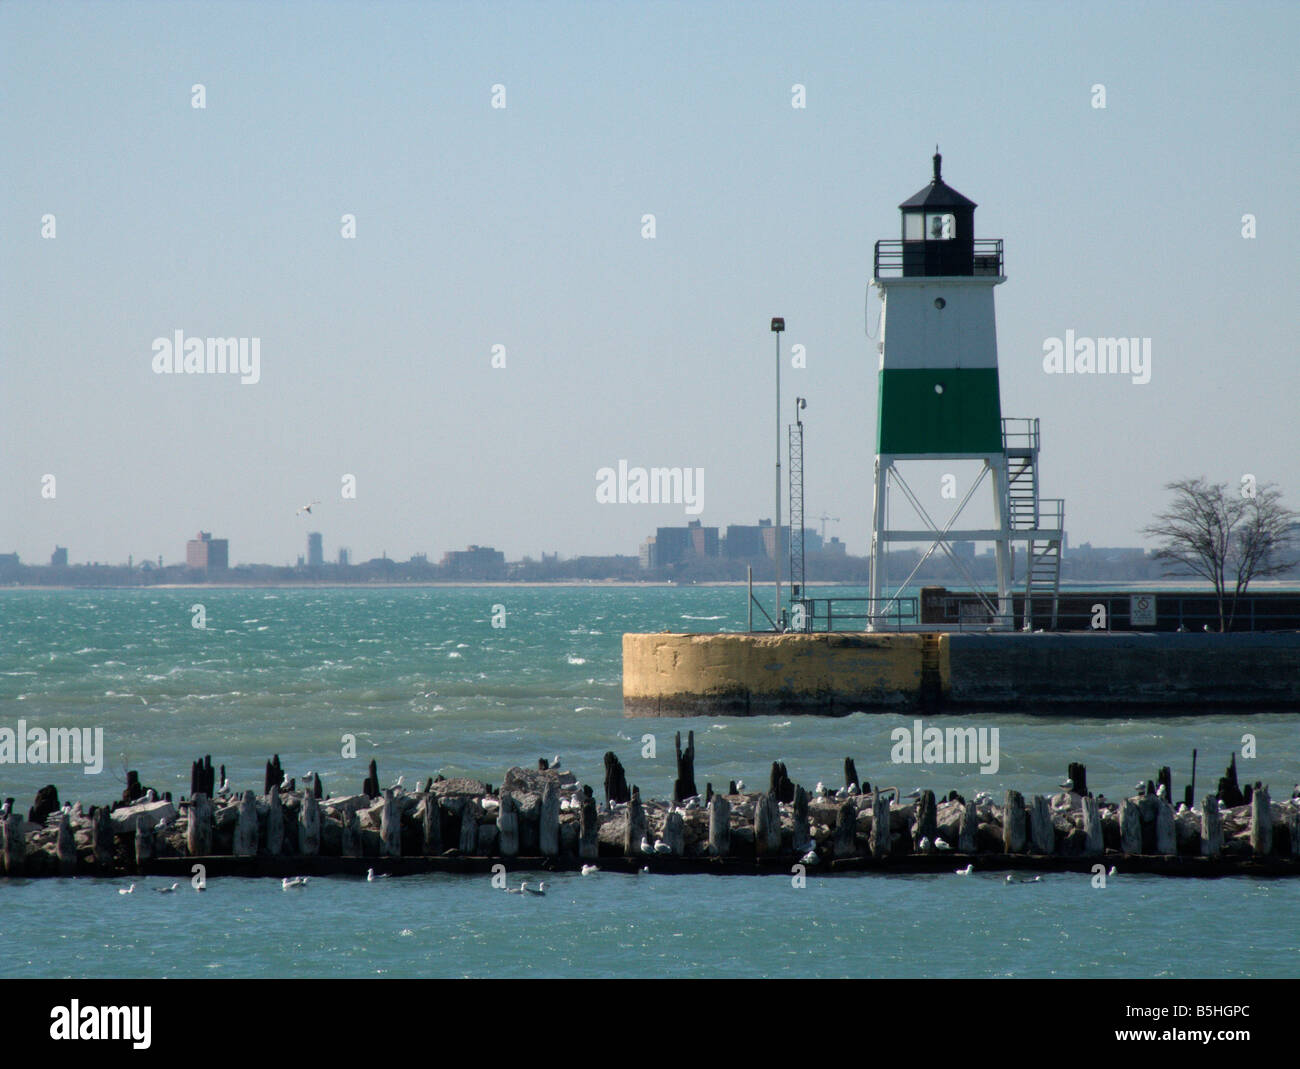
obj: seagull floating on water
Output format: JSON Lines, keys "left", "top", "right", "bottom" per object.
{"left": 1108, "top": 866, "right": 1117, "bottom": 877}
{"left": 282, "top": 876, "right": 308, "bottom": 890}
{"left": 524, "top": 882, "right": 547, "bottom": 896}
{"left": 506, "top": 880, "right": 527, "bottom": 894}
{"left": 581, "top": 864, "right": 598, "bottom": 876}
{"left": 155, "top": 882, "right": 179, "bottom": 894}
{"left": 119, "top": 883, "right": 136, "bottom": 895}
{"left": 956, "top": 864, "right": 973, "bottom": 876}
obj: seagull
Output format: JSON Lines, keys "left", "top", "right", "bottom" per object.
{"left": 506, "top": 881, "right": 527, "bottom": 894}
{"left": 297, "top": 500, "right": 320, "bottom": 516}
{"left": 919, "top": 836, "right": 932, "bottom": 852}
{"left": 1156, "top": 783, "right": 1168, "bottom": 801}
{"left": 581, "top": 864, "right": 598, "bottom": 876}
{"left": 905, "top": 788, "right": 922, "bottom": 800}
{"left": 974, "top": 791, "right": 993, "bottom": 806}
{"left": 155, "top": 882, "right": 179, "bottom": 894}
{"left": 552, "top": 755, "right": 561, "bottom": 769}
{"left": 799, "top": 848, "right": 820, "bottom": 866}
{"left": 119, "top": 883, "right": 136, "bottom": 895}
{"left": 144, "top": 789, "right": 157, "bottom": 803}
{"left": 640, "top": 837, "right": 656, "bottom": 855}
{"left": 282, "top": 876, "right": 308, "bottom": 890}
{"left": 216, "top": 779, "right": 232, "bottom": 799}
{"left": 524, "top": 882, "right": 547, "bottom": 896}
{"left": 652, "top": 839, "right": 672, "bottom": 855}
{"left": 1059, "top": 778, "right": 1074, "bottom": 791}
{"left": 367, "top": 867, "right": 390, "bottom": 881}
{"left": 815, "top": 781, "right": 827, "bottom": 797}
{"left": 956, "top": 864, "right": 973, "bottom": 875}
{"left": 935, "top": 837, "right": 952, "bottom": 851}
{"left": 0, "top": 799, "right": 11, "bottom": 818}
{"left": 1107, "top": 866, "right": 1117, "bottom": 877}
{"left": 280, "top": 776, "right": 291, "bottom": 791}
{"left": 735, "top": 780, "right": 745, "bottom": 793}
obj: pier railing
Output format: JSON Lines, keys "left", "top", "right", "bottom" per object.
{"left": 789, "top": 596, "right": 918, "bottom": 632}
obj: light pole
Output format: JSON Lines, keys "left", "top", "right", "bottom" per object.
{"left": 771, "top": 317, "right": 784, "bottom": 630}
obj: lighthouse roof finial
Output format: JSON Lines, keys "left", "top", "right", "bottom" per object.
{"left": 899, "top": 148, "right": 976, "bottom": 211}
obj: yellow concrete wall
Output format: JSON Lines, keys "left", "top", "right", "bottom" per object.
{"left": 622, "top": 632, "right": 924, "bottom": 716}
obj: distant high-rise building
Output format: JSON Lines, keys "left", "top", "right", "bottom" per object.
{"left": 51, "top": 546, "right": 68, "bottom": 567}
{"left": 440, "top": 545, "right": 506, "bottom": 580}
{"left": 338, "top": 547, "right": 350, "bottom": 566}
{"left": 724, "top": 519, "right": 789, "bottom": 560}
{"left": 307, "top": 532, "right": 323, "bottom": 567}
{"left": 186, "top": 531, "right": 229, "bottom": 570}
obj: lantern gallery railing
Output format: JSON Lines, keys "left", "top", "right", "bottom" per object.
{"left": 873, "top": 238, "right": 1004, "bottom": 278}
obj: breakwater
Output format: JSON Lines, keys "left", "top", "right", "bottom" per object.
{"left": 622, "top": 631, "right": 1300, "bottom": 715}
{"left": 3, "top": 745, "right": 1298, "bottom": 880}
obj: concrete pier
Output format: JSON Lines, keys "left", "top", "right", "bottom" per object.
{"left": 622, "top": 630, "right": 1300, "bottom": 716}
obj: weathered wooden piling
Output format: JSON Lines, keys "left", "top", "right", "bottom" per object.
{"left": 792, "top": 785, "right": 812, "bottom": 854}
{"left": 381, "top": 789, "right": 401, "bottom": 857}
{"left": 672, "top": 731, "right": 697, "bottom": 804}
{"left": 422, "top": 794, "right": 442, "bottom": 856}
{"left": 1029, "top": 795, "right": 1053, "bottom": 854}
{"left": 540, "top": 782, "right": 560, "bottom": 857}
{"left": 30, "top": 785, "right": 59, "bottom": 825}
{"left": 1121, "top": 799, "right": 1143, "bottom": 854}
{"left": 1217, "top": 754, "right": 1245, "bottom": 808}
{"left": 1082, "top": 795, "right": 1104, "bottom": 856}
{"left": 869, "top": 793, "right": 890, "bottom": 858}
{"left": 1003, "top": 790, "right": 1027, "bottom": 854}
{"left": 5, "top": 813, "right": 28, "bottom": 875}
{"left": 1287, "top": 809, "right": 1300, "bottom": 859}
{"left": 755, "top": 792, "right": 781, "bottom": 857}
{"left": 604, "top": 752, "right": 631, "bottom": 807}
{"left": 769, "top": 762, "right": 794, "bottom": 804}
{"left": 363, "top": 759, "right": 380, "bottom": 801}
{"left": 56, "top": 813, "right": 76, "bottom": 875}
{"left": 914, "top": 790, "right": 937, "bottom": 850}
{"left": 1067, "top": 762, "right": 1088, "bottom": 797}
{"left": 233, "top": 792, "right": 258, "bottom": 856}
{"left": 92, "top": 806, "right": 114, "bottom": 869}
{"left": 1154, "top": 798, "right": 1176, "bottom": 855}
{"left": 1200, "top": 796, "right": 1222, "bottom": 857}
{"left": 624, "top": 790, "right": 647, "bottom": 856}
{"left": 844, "top": 758, "right": 860, "bottom": 792}
{"left": 1250, "top": 786, "right": 1272, "bottom": 855}
{"left": 707, "top": 794, "right": 730, "bottom": 856}
{"left": 187, "top": 793, "right": 213, "bottom": 857}
{"left": 341, "top": 807, "right": 361, "bottom": 858}
{"left": 662, "top": 809, "right": 685, "bottom": 856}
{"left": 265, "top": 755, "right": 284, "bottom": 795}
{"left": 134, "top": 822, "right": 155, "bottom": 868}
{"left": 299, "top": 790, "right": 321, "bottom": 856}
{"left": 265, "top": 787, "right": 284, "bottom": 855}
{"left": 958, "top": 800, "right": 977, "bottom": 853}
{"left": 1156, "top": 766, "right": 1173, "bottom": 804}
{"left": 497, "top": 791, "right": 519, "bottom": 857}
{"left": 579, "top": 792, "right": 599, "bottom": 860}
{"left": 458, "top": 798, "right": 481, "bottom": 855}
{"left": 834, "top": 799, "right": 857, "bottom": 859}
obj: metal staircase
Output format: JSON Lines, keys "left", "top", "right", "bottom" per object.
{"left": 1002, "top": 419, "right": 1064, "bottom": 630}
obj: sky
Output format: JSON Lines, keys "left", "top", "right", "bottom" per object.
{"left": 2, "top": 0, "right": 1297, "bottom": 566}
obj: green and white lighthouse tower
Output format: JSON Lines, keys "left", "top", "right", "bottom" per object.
{"left": 868, "top": 151, "right": 1063, "bottom": 630}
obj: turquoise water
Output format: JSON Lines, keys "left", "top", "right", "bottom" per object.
{"left": 1, "top": 587, "right": 1297, "bottom": 978}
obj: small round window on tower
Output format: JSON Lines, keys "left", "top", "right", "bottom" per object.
{"left": 934, "top": 297, "right": 946, "bottom": 309}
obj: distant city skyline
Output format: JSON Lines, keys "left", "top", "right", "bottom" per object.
{"left": 3, "top": 3, "right": 1296, "bottom": 566}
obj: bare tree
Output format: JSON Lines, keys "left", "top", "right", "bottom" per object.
{"left": 1143, "top": 477, "right": 1298, "bottom": 631}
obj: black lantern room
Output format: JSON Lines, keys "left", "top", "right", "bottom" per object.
{"left": 898, "top": 149, "right": 977, "bottom": 277}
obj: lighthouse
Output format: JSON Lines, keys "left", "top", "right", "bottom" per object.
{"left": 867, "top": 151, "right": 1063, "bottom": 630}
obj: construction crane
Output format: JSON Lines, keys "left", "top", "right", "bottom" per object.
{"left": 816, "top": 514, "right": 840, "bottom": 540}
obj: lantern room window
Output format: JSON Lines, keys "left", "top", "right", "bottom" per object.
{"left": 903, "top": 211, "right": 924, "bottom": 240}
{"left": 927, "top": 212, "right": 955, "bottom": 240}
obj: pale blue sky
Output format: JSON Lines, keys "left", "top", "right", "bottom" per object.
{"left": 2, "top": 0, "right": 1296, "bottom": 565}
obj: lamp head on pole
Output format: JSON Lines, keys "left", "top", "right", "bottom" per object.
{"left": 770, "top": 317, "right": 785, "bottom": 333}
